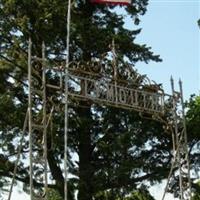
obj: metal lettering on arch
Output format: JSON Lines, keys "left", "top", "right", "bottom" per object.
{"left": 68, "top": 74, "right": 165, "bottom": 114}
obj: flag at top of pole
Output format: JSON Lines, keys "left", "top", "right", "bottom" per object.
{"left": 91, "top": 0, "right": 131, "bottom": 5}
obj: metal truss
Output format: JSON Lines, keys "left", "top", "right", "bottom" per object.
{"left": 28, "top": 39, "right": 58, "bottom": 200}
{"left": 161, "top": 78, "right": 191, "bottom": 200}
{"left": 25, "top": 38, "right": 192, "bottom": 200}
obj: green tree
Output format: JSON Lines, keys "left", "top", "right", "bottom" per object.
{"left": 126, "top": 189, "right": 155, "bottom": 200}
{"left": 192, "top": 181, "right": 200, "bottom": 200}
{"left": 186, "top": 96, "right": 200, "bottom": 140}
{"left": 95, "top": 187, "right": 155, "bottom": 200}
{"left": 1, "top": 0, "right": 195, "bottom": 200}
{"left": 185, "top": 95, "right": 200, "bottom": 191}
{"left": 47, "top": 188, "right": 63, "bottom": 200}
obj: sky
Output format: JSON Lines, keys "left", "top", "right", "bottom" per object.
{"left": 4, "top": 0, "right": 200, "bottom": 200}
{"left": 131, "top": 0, "right": 200, "bottom": 100}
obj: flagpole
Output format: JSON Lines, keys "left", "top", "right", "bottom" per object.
{"left": 64, "top": 0, "right": 71, "bottom": 199}
{"left": 111, "top": 38, "right": 118, "bottom": 104}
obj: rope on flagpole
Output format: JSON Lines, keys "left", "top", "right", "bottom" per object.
{"left": 42, "top": 41, "right": 48, "bottom": 200}
{"left": 111, "top": 38, "right": 118, "bottom": 104}
{"left": 64, "top": 0, "right": 71, "bottom": 199}
{"left": 28, "top": 37, "right": 33, "bottom": 200}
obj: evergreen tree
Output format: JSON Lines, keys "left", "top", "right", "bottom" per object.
{"left": 191, "top": 180, "right": 200, "bottom": 200}
{"left": 185, "top": 96, "right": 200, "bottom": 179}
{"left": 2, "top": 0, "right": 198, "bottom": 200}
{"left": 95, "top": 187, "right": 156, "bottom": 200}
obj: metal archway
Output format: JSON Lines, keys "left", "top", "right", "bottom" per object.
{"left": 8, "top": 39, "right": 191, "bottom": 200}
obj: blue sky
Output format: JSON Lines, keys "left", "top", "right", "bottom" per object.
{"left": 126, "top": 0, "right": 200, "bottom": 100}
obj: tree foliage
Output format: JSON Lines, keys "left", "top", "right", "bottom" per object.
{"left": 192, "top": 181, "right": 200, "bottom": 200}
{"left": 185, "top": 96, "right": 200, "bottom": 179}
{"left": 95, "top": 187, "right": 155, "bottom": 200}
{"left": 126, "top": 189, "right": 155, "bottom": 200}
{"left": 47, "top": 188, "right": 63, "bottom": 200}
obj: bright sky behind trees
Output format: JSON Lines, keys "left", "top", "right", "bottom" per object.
{"left": 133, "top": 0, "right": 200, "bottom": 100}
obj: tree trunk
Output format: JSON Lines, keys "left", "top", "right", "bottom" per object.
{"left": 77, "top": 105, "right": 94, "bottom": 200}
{"left": 47, "top": 147, "right": 65, "bottom": 197}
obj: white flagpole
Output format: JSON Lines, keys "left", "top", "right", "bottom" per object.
{"left": 64, "top": 0, "right": 71, "bottom": 199}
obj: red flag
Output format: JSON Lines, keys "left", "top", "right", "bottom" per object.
{"left": 91, "top": 0, "right": 131, "bottom": 5}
